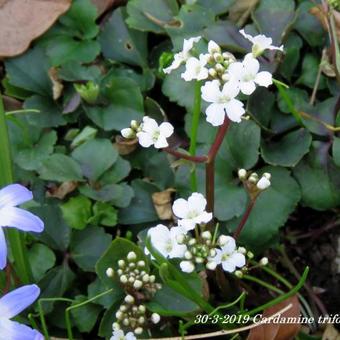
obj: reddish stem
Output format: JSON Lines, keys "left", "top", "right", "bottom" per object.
{"left": 205, "top": 162, "right": 215, "bottom": 214}
{"left": 163, "top": 147, "right": 207, "bottom": 163}
{"left": 233, "top": 199, "right": 256, "bottom": 240}
{"left": 3, "top": 264, "right": 12, "bottom": 294}
{"left": 207, "top": 117, "right": 230, "bottom": 162}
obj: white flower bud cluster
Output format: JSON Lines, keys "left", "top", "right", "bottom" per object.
{"left": 238, "top": 169, "right": 272, "bottom": 191}
{"left": 121, "top": 120, "right": 140, "bottom": 139}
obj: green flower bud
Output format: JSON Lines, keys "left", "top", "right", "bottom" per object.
{"left": 74, "top": 81, "right": 99, "bottom": 104}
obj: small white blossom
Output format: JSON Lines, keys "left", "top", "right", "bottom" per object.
{"left": 256, "top": 175, "right": 271, "bottom": 190}
{"left": 136, "top": 116, "right": 174, "bottom": 149}
{"left": 163, "top": 36, "right": 201, "bottom": 74}
{"left": 228, "top": 53, "right": 273, "bottom": 95}
{"left": 110, "top": 329, "right": 136, "bottom": 340}
{"left": 213, "top": 236, "right": 246, "bottom": 273}
{"left": 172, "top": 192, "right": 212, "bottom": 231}
{"left": 146, "top": 224, "right": 187, "bottom": 259}
{"left": 180, "top": 260, "right": 195, "bottom": 273}
{"left": 239, "top": 29, "right": 283, "bottom": 57}
{"left": 201, "top": 80, "right": 245, "bottom": 126}
{"left": 181, "top": 54, "right": 209, "bottom": 81}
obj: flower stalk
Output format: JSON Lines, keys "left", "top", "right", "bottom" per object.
{"left": 0, "top": 94, "right": 32, "bottom": 284}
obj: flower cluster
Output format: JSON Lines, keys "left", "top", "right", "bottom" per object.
{"left": 121, "top": 116, "right": 174, "bottom": 149}
{"left": 238, "top": 169, "right": 271, "bottom": 200}
{"left": 106, "top": 251, "right": 162, "bottom": 337}
{"left": 146, "top": 192, "right": 247, "bottom": 274}
{"left": 163, "top": 31, "right": 283, "bottom": 126}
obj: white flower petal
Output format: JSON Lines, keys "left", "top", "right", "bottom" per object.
{"left": 141, "top": 116, "right": 158, "bottom": 133}
{"left": 159, "top": 122, "right": 174, "bottom": 138}
{"left": 154, "top": 135, "right": 169, "bottom": 149}
{"left": 178, "top": 218, "right": 196, "bottom": 231}
{"left": 221, "top": 236, "right": 236, "bottom": 254}
{"left": 221, "top": 81, "right": 240, "bottom": 99}
{"left": 239, "top": 29, "right": 255, "bottom": 43}
{"left": 205, "top": 103, "right": 226, "bottom": 126}
{"left": 201, "top": 80, "right": 222, "bottom": 103}
{"left": 187, "top": 193, "right": 207, "bottom": 213}
{"left": 195, "top": 212, "right": 213, "bottom": 224}
{"left": 254, "top": 71, "right": 273, "bottom": 87}
{"left": 239, "top": 81, "right": 256, "bottom": 95}
{"left": 208, "top": 40, "right": 220, "bottom": 54}
{"left": 0, "top": 184, "right": 33, "bottom": 208}
{"left": 136, "top": 132, "right": 154, "bottom": 148}
{"left": 221, "top": 260, "right": 236, "bottom": 273}
{"left": 243, "top": 54, "right": 260, "bottom": 75}
{"left": 230, "top": 252, "right": 246, "bottom": 268}
{"left": 180, "top": 261, "right": 195, "bottom": 273}
{"left": 224, "top": 99, "right": 245, "bottom": 123}
{"left": 172, "top": 198, "right": 190, "bottom": 219}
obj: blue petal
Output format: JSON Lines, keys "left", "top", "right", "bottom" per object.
{"left": 0, "top": 184, "right": 33, "bottom": 208}
{"left": 0, "top": 284, "right": 40, "bottom": 319}
{"left": 0, "top": 207, "right": 44, "bottom": 232}
{"left": 0, "top": 227, "right": 7, "bottom": 269}
{"left": 0, "top": 318, "right": 43, "bottom": 340}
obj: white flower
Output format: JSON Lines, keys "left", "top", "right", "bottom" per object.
{"left": 213, "top": 236, "right": 246, "bottom": 273}
{"left": 180, "top": 260, "right": 195, "bottom": 273}
{"left": 228, "top": 53, "right": 273, "bottom": 95}
{"left": 201, "top": 79, "right": 245, "bottom": 125}
{"left": 172, "top": 192, "right": 212, "bottom": 231}
{"left": 163, "top": 36, "right": 201, "bottom": 74}
{"left": 136, "top": 116, "right": 174, "bottom": 149}
{"left": 110, "top": 329, "right": 136, "bottom": 340}
{"left": 256, "top": 176, "right": 271, "bottom": 190}
{"left": 181, "top": 54, "right": 209, "bottom": 81}
{"left": 239, "top": 29, "right": 283, "bottom": 57}
{"left": 208, "top": 40, "right": 221, "bottom": 54}
{"left": 146, "top": 224, "right": 187, "bottom": 259}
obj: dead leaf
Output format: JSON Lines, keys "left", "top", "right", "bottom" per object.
{"left": 0, "top": 0, "right": 71, "bottom": 58}
{"left": 114, "top": 135, "right": 138, "bottom": 155}
{"left": 152, "top": 188, "right": 175, "bottom": 220}
{"left": 91, "top": 0, "right": 116, "bottom": 16}
{"left": 46, "top": 181, "right": 78, "bottom": 199}
{"left": 322, "top": 323, "right": 340, "bottom": 340}
{"left": 247, "top": 295, "right": 301, "bottom": 340}
{"left": 48, "top": 67, "right": 64, "bottom": 100}
{"left": 229, "top": 0, "right": 259, "bottom": 26}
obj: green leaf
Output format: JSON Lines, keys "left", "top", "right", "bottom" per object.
{"left": 70, "top": 295, "right": 102, "bottom": 333}
{"left": 126, "top": 0, "right": 179, "bottom": 33}
{"left": 165, "top": 4, "right": 215, "bottom": 50}
{"left": 46, "top": 36, "right": 100, "bottom": 66}
{"left": 261, "top": 129, "right": 312, "bottom": 167}
{"left": 59, "top": 0, "right": 99, "bottom": 39}
{"left": 297, "top": 54, "right": 326, "bottom": 89}
{"left": 196, "top": 0, "right": 234, "bottom": 15}
{"left": 230, "top": 167, "right": 301, "bottom": 251}
{"left": 277, "top": 87, "right": 308, "bottom": 114}
{"left": 88, "top": 202, "right": 118, "bottom": 227}
{"left": 61, "top": 195, "right": 92, "bottom": 230}
{"left": 100, "top": 8, "right": 148, "bottom": 67}
{"left": 59, "top": 62, "right": 101, "bottom": 82}
{"left": 31, "top": 204, "right": 72, "bottom": 251}
{"left": 5, "top": 47, "right": 52, "bottom": 96}
{"left": 293, "top": 145, "right": 340, "bottom": 210}
{"left": 71, "top": 138, "right": 118, "bottom": 181}
{"left": 14, "top": 130, "right": 57, "bottom": 171}
{"left": 118, "top": 179, "right": 159, "bottom": 224}
{"left": 85, "top": 77, "right": 144, "bottom": 131}
{"left": 71, "top": 226, "right": 112, "bottom": 272}
{"left": 100, "top": 156, "right": 131, "bottom": 184}
{"left": 28, "top": 243, "right": 56, "bottom": 281}
{"left": 39, "top": 154, "right": 84, "bottom": 182}
{"left": 293, "top": 1, "right": 325, "bottom": 47}
{"left": 23, "top": 95, "right": 66, "bottom": 127}
{"left": 95, "top": 237, "right": 149, "bottom": 287}
{"left": 98, "top": 300, "right": 123, "bottom": 337}
{"left": 219, "top": 120, "right": 261, "bottom": 169}
{"left": 79, "top": 183, "right": 134, "bottom": 208}
{"left": 147, "top": 282, "right": 200, "bottom": 316}
{"left": 333, "top": 137, "right": 340, "bottom": 167}
{"left": 252, "top": 0, "right": 295, "bottom": 45}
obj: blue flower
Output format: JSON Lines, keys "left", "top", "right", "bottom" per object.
{"left": 0, "top": 184, "right": 44, "bottom": 269}
{"left": 0, "top": 284, "right": 43, "bottom": 339}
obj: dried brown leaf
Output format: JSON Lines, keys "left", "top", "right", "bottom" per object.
{"left": 0, "top": 0, "right": 71, "bottom": 58}
{"left": 152, "top": 188, "right": 175, "bottom": 220}
{"left": 115, "top": 136, "right": 138, "bottom": 155}
{"left": 48, "top": 67, "right": 64, "bottom": 100}
{"left": 91, "top": 0, "right": 116, "bottom": 16}
{"left": 228, "top": 0, "right": 259, "bottom": 26}
{"left": 322, "top": 323, "right": 340, "bottom": 340}
{"left": 46, "top": 181, "right": 78, "bottom": 199}
{"left": 247, "top": 295, "right": 301, "bottom": 340}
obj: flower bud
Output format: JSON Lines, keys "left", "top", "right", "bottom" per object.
{"left": 106, "top": 267, "right": 114, "bottom": 278}
{"left": 238, "top": 247, "right": 246, "bottom": 254}
{"left": 180, "top": 261, "right": 195, "bottom": 273}
{"left": 206, "top": 261, "right": 217, "bottom": 270}
{"left": 195, "top": 257, "right": 204, "bottom": 264}
{"left": 138, "top": 305, "right": 146, "bottom": 313}
{"left": 134, "top": 327, "right": 143, "bottom": 335}
{"left": 259, "top": 257, "right": 269, "bottom": 266}
{"left": 142, "top": 274, "right": 150, "bottom": 282}
{"left": 176, "top": 233, "right": 186, "bottom": 244}
{"left": 215, "top": 63, "right": 224, "bottom": 73}
{"left": 184, "top": 251, "right": 193, "bottom": 260}
{"left": 125, "top": 295, "right": 135, "bottom": 304}
{"left": 74, "top": 81, "right": 99, "bottom": 104}
{"left": 151, "top": 313, "right": 161, "bottom": 324}
{"left": 238, "top": 169, "right": 247, "bottom": 180}
{"left": 221, "top": 73, "right": 230, "bottom": 83}
{"left": 133, "top": 280, "right": 143, "bottom": 289}
{"left": 115, "top": 311, "right": 124, "bottom": 320}
{"left": 118, "top": 260, "right": 125, "bottom": 268}
{"left": 137, "top": 260, "right": 146, "bottom": 268}
{"left": 208, "top": 68, "right": 218, "bottom": 78}
{"left": 149, "top": 275, "right": 156, "bottom": 283}
{"left": 188, "top": 238, "right": 196, "bottom": 246}
{"left": 121, "top": 128, "right": 135, "bottom": 139}
{"left": 112, "top": 322, "right": 120, "bottom": 330}
{"left": 128, "top": 276, "right": 135, "bottom": 284}
{"left": 119, "top": 305, "right": 127, "bottom": 312}
{"left": 138, "top": 316, "right": 145, "bottom": 324}
{"left": 257, "top": 177, "right": 271, "bottom": 190}
{"left": 129, "top": 262, "right": 136, "bottom": 269}
{"left": 263, "top": 172, "right": 271, "bottom": 180}
{"left": 213, "top": 53, "right": 223, "bottom": 63}
{"left": 123, "top": 318, "right": 130, "bottom": 326}
{"left": 120, "top": 275, "right": 128, "bottom": 284}
{"left": 130, "top": 120, "right": 139, "bottom": 130}
{"left": 235, "top": 270, "right": 243, "bottom": 278}
{"left": 201, "top": 231, "right": 212, "bottom": 240}
{"left": 248, "top": 173, "right": 258, "bottom": 183}
{"left": 247, "top": 251, "right": 254, "bottom": 259}
{"left": 208, "top": 40, "right": 221, "bottom": 54}
{"left": 127, "top": 251, "right": 137, "bottom": 262}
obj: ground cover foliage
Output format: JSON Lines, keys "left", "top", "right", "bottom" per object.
{"left": 0, "top": 0, "right": 339, "bottom": 339}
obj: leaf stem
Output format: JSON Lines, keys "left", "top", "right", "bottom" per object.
{"left": 189, "top": 81, "right": 202, "bottom": 191}
{"left": 233, "top": 199, "right": 256, "bottom": 240}
{"left": 163, "top": 147, "right": 207, "bottom": 163}
{"left": 0, "top": 93, "right": 32, "bottom": 284}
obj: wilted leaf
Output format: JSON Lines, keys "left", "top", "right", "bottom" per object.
{"left": 152, "top": 188, "right": 175, "bottom": 220}
{"left": 48, "top": 67, "right": 64, "bottom": 100}
{"left": 322, "top": 323, "right": 340, "bottom": 340}
{"left": 91, "top": 0, "right": 116, "bottom": 16}
{"left": 46, "top": 181, "right": 78, "bottom": 199}
{"left": 115, "top": 136, "right": 138, "bottom": 155}
{"left": 0, "top": 0, "right": 71, "bottom": 57}
{"left": 247, "top": 295, "right": 301, "bottom": 340}
{"left": 228, "top": 0, "right": 259, "bottom": 26}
